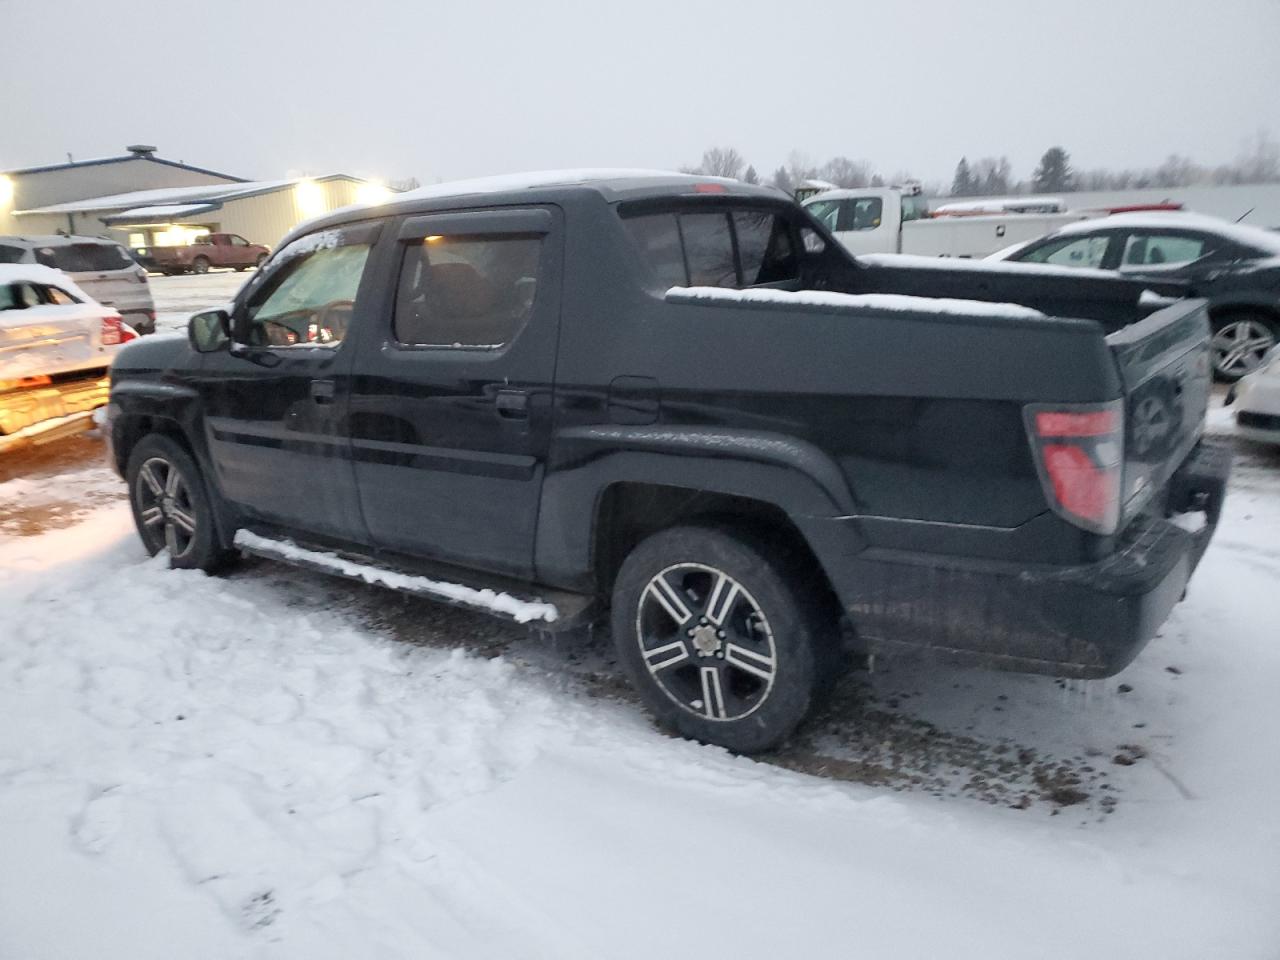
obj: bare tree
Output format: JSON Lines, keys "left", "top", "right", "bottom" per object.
{"left": 818, "top": 156, "right": 873, "bottom": 188}
{"left": 695, "top": 146, "right": 746, "bottom": 179}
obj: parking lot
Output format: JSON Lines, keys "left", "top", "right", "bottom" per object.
{"left": 0, "top": 272, "right": 1277, "bottom": 958}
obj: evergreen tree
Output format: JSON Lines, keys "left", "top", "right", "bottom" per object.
{"left": 1032, "top": 147, "right": 1074, "bottom": 193}
{"left": 951, "top": 157, "right": 974, "bottom": 196}
{"left": 743, "top": 165, "right": 759, "bottom": 185}
{"left": 771, "top": 166, "right": 794, "bottom": 194}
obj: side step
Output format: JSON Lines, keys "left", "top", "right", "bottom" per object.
{"left": 234, "top": 530, "right": 597, "bottom": 629}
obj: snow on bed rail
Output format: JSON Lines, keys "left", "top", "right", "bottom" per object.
{"left": 665, "top": 285, "right": 1045, "bottom": 320}
{"left": 233, "top": 530, "right": 558, "bottom": 623}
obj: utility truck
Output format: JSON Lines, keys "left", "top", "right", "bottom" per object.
{"left": 804, "top": 185, "right": 1094, "bottom": 258}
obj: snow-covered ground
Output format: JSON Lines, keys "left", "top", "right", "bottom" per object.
{"left": 149, "top": 271, "right": 248, "bottom": 334}
{"left": 1, "top": 275, "right": 1279, "bottom": 958}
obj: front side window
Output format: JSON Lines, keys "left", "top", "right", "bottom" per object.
{"left": 1019, "top": 234, "right": 1111, "bottom": 269}
{"left": 230, "top": 235, "right": 250, "bottom": 247}
{"left": 0, "top": 245, "right": 24, "bottom": 264}
{"left": 1120, "top": 233, "right": 1210, "bottom": 269}
{"left": 244, "top": 240, "right": 371, "bottom": 347}
{"left": 394, "top": 234, "right": 542, "bottom": 348}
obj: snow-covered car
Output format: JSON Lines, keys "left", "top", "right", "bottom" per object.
{"left": 0, "top": 263, "right": 137, "bottom": 451}
{"left": 987, "top": 212, "right": 1280, "bottom": 381}
{"left": 1228, "top": 347, "right": 1280, "bottom": 446}
{"left": 0, "top": 235, "right": 157, "bottom": 334}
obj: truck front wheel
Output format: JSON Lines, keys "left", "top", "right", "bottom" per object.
{"left": 192, "top": 256, "right": 211, "bottom": 274}
{"left": 126, "top": 434, "right": 234, "bottom": 572}
{"left": 611, "top": 525, "right": 837, "bottom": 753}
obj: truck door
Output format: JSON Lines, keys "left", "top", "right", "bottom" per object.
{"left": 197, "top": 222, "right": 382, "bottom": 544}
{"left": 346, "top": 207, "right": 562, "bottom": 579}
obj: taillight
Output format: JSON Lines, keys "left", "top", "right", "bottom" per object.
{"left": 1024, "top": 400, "right": 1124, "bottom": 535}
{"left": 101, "top": 315, "right": 136, "bottom": 346}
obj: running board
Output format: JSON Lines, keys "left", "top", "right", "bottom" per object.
{"left": 234, "top": 530, "right": 596, "bottom": 628}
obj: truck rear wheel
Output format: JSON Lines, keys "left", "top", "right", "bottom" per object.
{"left": 192, "top": 256, "right": 211, "bottom": 274}
{"left": 611, "top": 525, "right": 837, "bottom": 753}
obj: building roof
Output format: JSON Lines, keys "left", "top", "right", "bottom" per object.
{"left": 14, "top": 174, "right": 365, "bottom": 217}
{"left": 2, "top": 153, "right": 245, "bottom": 183}
{"left": 101, "top": 203, "right": 223, "bottom": 225}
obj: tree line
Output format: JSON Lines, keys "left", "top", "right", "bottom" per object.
{"left": 682, "top": 132, "right": 1280, "bottom": 198}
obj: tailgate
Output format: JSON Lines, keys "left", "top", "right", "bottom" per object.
{"left": 1106, "top": 298, "right": 1212, "bottom": 523}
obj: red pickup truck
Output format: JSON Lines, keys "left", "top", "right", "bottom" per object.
{"left": 147, "top": 233, "right": 270, "bottom": 275}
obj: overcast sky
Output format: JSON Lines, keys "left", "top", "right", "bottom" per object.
{"left": 3, "top": 0, "right": 1278, "bottom": 187}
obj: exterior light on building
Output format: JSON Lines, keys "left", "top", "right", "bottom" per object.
{"left": 0, "top": 175, "right": 13, "bottom": 208}
{"left": 355, "top": 180, "right": 391, "bottom": 206}
{"left": 294, "top": 179, "right": 326, "bottom": 220}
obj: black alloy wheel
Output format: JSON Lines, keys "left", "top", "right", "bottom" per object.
{"left": 612, "top": 525, "right": 838, "bottom": 754}
{"left": 126, "top": 434, "right": 234, "bottom": 572}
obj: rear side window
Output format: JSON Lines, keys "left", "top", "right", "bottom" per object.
{"left": 34, "top": 242, "right": 132, "bottom": 272}
{"left": 45, "top": 286, "right": 78, "bottom": 305}
{"left": 680, "top": 213, "right": 736, "bottom": 287}
{"left": 621, "top": 214, "right": 686, "bottom": 288}
{"left": 843, "top": 197, "right": 882, "bottom": 231}
{"left": 622, "top": 208, "right": 800, "bottom": 289}
{"left": 1121, "top": 233, "right": 1210, "bottom": 268}
{"left": 394, "top": 235, "right": 542, "bottom": 348}
{"left": 0, "top": 245, "right": 25, "bottom": 264}
{"left": 734, "top": 210, "right": 798, "bottom": 285}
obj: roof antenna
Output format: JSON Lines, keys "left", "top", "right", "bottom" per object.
{"left": 66, "top": 152, "right": 73, "bottom": 163}
{"left": 1235, "top": 207, "right": 1255, "bottom": 223}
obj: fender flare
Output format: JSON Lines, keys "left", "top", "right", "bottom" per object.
{"left": 535, "top": 425, "right": 858, "bottom": 588}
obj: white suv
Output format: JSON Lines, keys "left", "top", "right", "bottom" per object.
{"left": 0, "top": 235, "right": 156, "bottom": 334}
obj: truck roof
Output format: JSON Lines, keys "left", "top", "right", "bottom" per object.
{"left": 294, "top": 169, "right": 787, "bottom": 237}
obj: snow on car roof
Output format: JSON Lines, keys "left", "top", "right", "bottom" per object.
{"left": 1052, "top": 211, "right": 1280, "bottom": 255}
{"left": 858, "top": 252, "right": 1120, "bottom": 281}
{"left": 0, "top": 263, "right": 95, "bottom": 303}
{"left": 390, "top": 168, "right": 729, "bottom": 203}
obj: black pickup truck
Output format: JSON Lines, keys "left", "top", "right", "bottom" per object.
{"left": 105, "top": 172, "right": 1229, "bottom": 752}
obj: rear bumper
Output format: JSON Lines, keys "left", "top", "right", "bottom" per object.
{"left": 816, "top": 440, "right": 1232, "bottom": 678}
{"left": 0, "top": 375, "right": 110, "bottom": 451}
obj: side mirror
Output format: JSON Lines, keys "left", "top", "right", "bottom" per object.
{"left": 188, "top": 309, "right": 230, "bottom": 352}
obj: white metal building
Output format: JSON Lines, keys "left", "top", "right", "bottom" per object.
{"left": 1, "top": 146, "right": 391, "bottom": 250}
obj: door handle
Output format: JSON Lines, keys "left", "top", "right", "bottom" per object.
{"left": 495, "top": 389, "right": 530, "bottom": 419}
{"left": 310, "top": 379, "right": 336, "bottom": 405}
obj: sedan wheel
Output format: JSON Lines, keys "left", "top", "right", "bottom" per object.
{"left": 1211, "top": 316, "right": 1277, "bottom": 381}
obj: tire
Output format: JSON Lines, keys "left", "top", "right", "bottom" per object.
{"left": 192, "top": 256, "right": 211, "bottom": 275}
{"left": 611, "top": 525, "right": 839, "bottom": 754}
{"left": 126, "top": 434, "right": 234, "bottom": 572}
{"left": 1210, "top": 312, "right": 1278, "bottom": 381}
